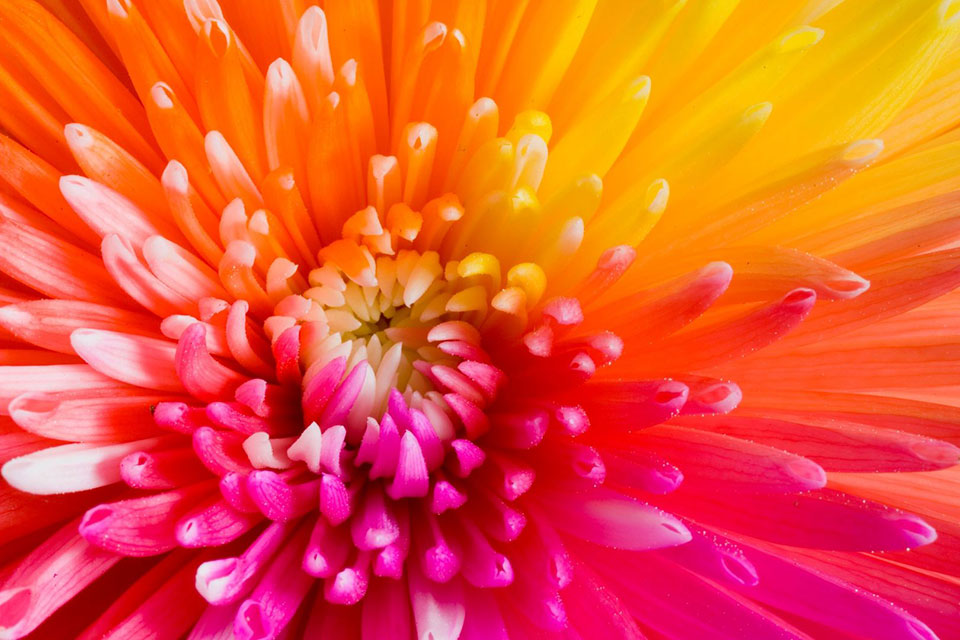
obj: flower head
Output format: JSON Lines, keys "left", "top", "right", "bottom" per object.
{"left": 1, "top": 0, "right": 960, "bottom": 638}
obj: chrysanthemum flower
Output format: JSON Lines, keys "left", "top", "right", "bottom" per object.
{"left": 2, "top": 0, "right": 960, "bottom": 638}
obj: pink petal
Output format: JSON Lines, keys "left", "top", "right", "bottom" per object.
{"left": 0, "top": 300, "right": 158, "bottom": 355}
{"left": 187, "top": 603, "right": 238, "bottom": 640}
{"left": 96, "top": 550, "right": 210, "bottom": 640}
{"left": 271, "top": 325, "right": 302, "bottom": 386}
{"left": 602, "top": 449, "right": 684, "bottom": 495}
{"left": 0, "top": 217, "right": 127, "bottom": 306}
{"left": 0, "top": 364, "right": 122, "bottom": 414}
{"left": 373, "top": 504, "right": 410, "bottom": 579}
{"left": 663, "top": 488, "right": 937, "bottom": 552}
{"left": 581, "top": 542, "right": 808, "bottom": 640}
{"left": 539, "top": 487, "right": 691, "bottom": 551}
{"left": 455, "top": 517, "right": 513, "bottom": 588}
{"left": 176, "top": 323, "right": 249, "bottom": 402}
{"left": 207, "top": 402, "right": 287, "bottom": 436}
{"left": 301, "top": 357, "right": 347, "bottom": 425}
{"left": 656, "top": 526, "right": 759, "bottom": 587}
{"left": 486, "top": 408, "right": 549, "bottom": 449}
{"left": 369, "top": 414, "right": 401, "bottom": 479}
{"left": 71, "top": 329, "right": 182, "bottom": 391}
{"left": 79, "top": 483, "right": 214, "bottom": 556}
{"left": 678, "top": 377, "right": 742, "bottom": 415}
{"left": 101, "top": 233, "right": 194, "bottom": 316}
{"left": 286, "top": 422, "right": 323, "bottom": 473}
{"left": 142, "top": 235, "right": 227, "bottom": 301}
{"left": 413, "top": 512, "right": 462, "bottom": 584}
{"left": 235, "top": 379, "right": 297, "bottom": 419}
{"left": 225, "top": 301, "right": 275, "bottom": 378}
{"left": 121, "top": 447, "right": 209, "bottom": 489}
{"left": 727, "top": 536, "right": 940, "bottom": 640}
{"left": 9, "top": 390, "right": 167, "bottom": 442}
{"left": 2, "top": 436, "right": 169, "bottom": 494}
{"left": 576, "top": 380, "right": 689, "bottom": 431}
{"left": 575, "top": 244, "right": 637, "bottom": 306}
{"left": 689, "top": 413, "right": 960, "bottom": 473}
{"left": 176, "top": 498, "right": 263, "bottom": 547}
{"left": 622, "top": 424, "right": 827, "bottom": 494}
{"left": 387, "top": 431, "right": 430, "bottom": 499}
{"left": 0, "top": 519, "right": 119, "bottom": 639}
{"left": 193, "top": 427, "right": 253, "bottom": 475}
{"left": 590, "top": 261, "right": 732, "bottom": 339}
{"left": 154, "top": 402, "right": 211, "bottom": 434}
{"left": 475, "top": 452, "right": 535, "bottom": 501}
{"left": 446, "top": 439, "right": 485, "bottom": 478}
{"left": 320, "top": 473, "right": 355, "bottom": 525}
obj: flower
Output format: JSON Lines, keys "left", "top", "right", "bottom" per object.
{"left": 0, "top": 0, "right": 959, "bottom": 638}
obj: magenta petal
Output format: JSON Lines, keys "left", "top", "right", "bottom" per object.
{"left": 323, "top": 551, "right": 372, "bottom": 605}
{"left": 195, "top": 522, "right": 293, "bottom": 606}
{"left": 414, "top": 512, "right": 462, "bottom": 584}
{"left": 361, "top": 577, "right": 412, "bottom": 640}
{"left": 408, "top": 564, "right": 466, "bottom": 640}
{"left": 563, "top": 559, "right": 646, "bottom": 640}
{"left": 459, "top": 587, "right": 508, "bottom": 640}
{"left": 657, "top": 526, "right": 759, "bottom": 587}
{"left": 446, "top": 439, "right": 486, "bottom": 478}
{"left": 729, "top": 537, "right": 941, "bottom": 640}
{"left": 369, "top": 413, "right": 401, "bottom": 480}
{"left": 234, "top": 523, "right": 313, "bottom": 640}
{"left": 219, "top": 472, "right": 258, "bottom": 513}
{"left": 301, "top": 358, "right": 347, "bottom": 425}
{"left": 303, "top": 517, "right": 350, "bottom": 578}
{"left": 317, "top": 362, "right": 367, "bottom": 430}
{"left": 187, "top": 602, "right": 238, "bottom": 640}
{"left": 456, "top": 517, "right": 513, "bottom": 588}
{"left": 176, "top": 498, "right": 263, "bottom": 548}
{"left": 387, "top": 431, "right": 430, "bottom": 500}
{"left": 319, "top": 473, "right": 354, "bottom": 525}
{"left": 408, "top": 408, "right": 445, "bottom": 470}
{"left": 245, "top": 471, "right": 318, "bottom": 521}
{"left": 270, "top": 324, "right": 302, "bottom": 386}
{"left": 486, "top": 408, "right": 549, "bottom": 449}
{"left": 374, "top": 505, "right": 410, "bottom": 579}
{"left": 350, "top": 486, "right": 400, "bottom": 551}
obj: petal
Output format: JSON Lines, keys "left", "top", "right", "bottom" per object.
{"left": 71, "top": 329, "right": 182, "bottom": 391}
{"left": 2, "top": 436, "right": 169, "bottom": 495}
{"left": 407, "top": 565, "right": 465, "bottom": 640}
{"left": 0, "top": 519, "right": 119, "bottom": 639}
{"left": 538, "top": 487, "right": 691, "bottom": 551}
